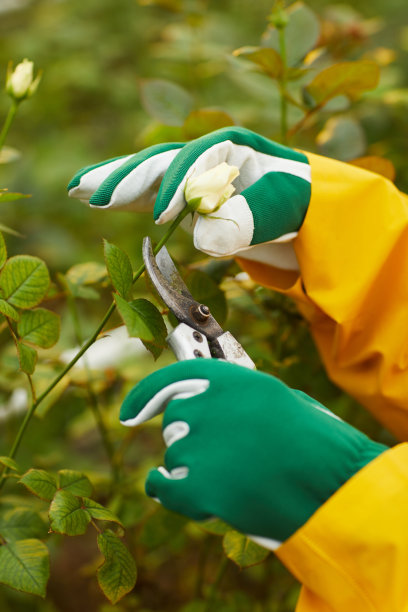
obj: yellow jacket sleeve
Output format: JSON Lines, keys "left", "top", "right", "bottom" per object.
{"left": 236, "top": 153, "right": 408, "bottom": 611}
{"left": 238, "top": 151, "right": 408, "bottom": 441}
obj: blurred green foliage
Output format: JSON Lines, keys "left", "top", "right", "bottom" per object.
{"left": 0, "top": 0, "right": 407, "bottom": 609}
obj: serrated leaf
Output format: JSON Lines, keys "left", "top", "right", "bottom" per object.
{"left": 140, "top": 79, "right": 194, "bottom": 126}
{"left": 103, "top": 240, "right": 133, "bottom": 299}
{"left": 0, "top": 299, "right": 19, "bottom": 321}
{"left": 233, "top": 46, "right": 283, "bottom": 78}
{"left": 17, "top": 342, "right": 37, "bottom": 375}
{"left": 114, "top": 295, "right": 167, "bottom": 359}
{"left": 49, "top": 490, "right": 91, "bottom": 536}
{"left": 0, "top": 508, "right": 47, "bottom": 541}
{"left": 222, "top": 530, "right": 270, "bottom": 568}
{"left": 262, "top": 2, "right": 320, "bottom": 66}
{"left": 0, "top": 232, "right": 6, "bottom": 269}
{"left": 0, "top": 456, "right": 19, "bottom": 472}
{"left": 0, "top": 256, "right": 50, "bottom": 309}
{"left": 183, "top": 109, "right": 235, "bottom": 140}
{"left": 82, "top": 498, "right": 123, "bottom": 526}
{"left": 17, "top": 308, "right": 60, "bottom": 349}
{"left": 305, "top": 61, "right": 380, "bottom": 106}
{"left": 97, "top": 530, "right": 137, "bottom": 604}
{"left": 58, "top": 470, "right": 92, "bottom": 497}
{"left": 65, "top": 262, "right": 107, "bottom": 286}
{"left": 0, "top": 539, "right": 49, "bottom": 597}
{"left": 20, "top": 469, "right": 57, "bottom": 502}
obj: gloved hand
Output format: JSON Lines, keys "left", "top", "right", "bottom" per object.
{"left": 120, "top": 359, "right": 386, "bottom": 547}
{"left": 68, "top": 127, "right": 311, "bottom": 261}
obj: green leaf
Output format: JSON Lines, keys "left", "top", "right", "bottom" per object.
{"left": 0, "top": 539, "right": 49, "bottom": 597}
{"left": 82, "top": 498, "right": 123, "bottom": 526}
{"left": 0, "top": 232, "right": 6, "bottom": 269}
{"left": 140, "top": 78, "right": 194, "bottom": 126}
{"left": 0, "top": 255, "right": 50, "bottom": 309}
{"left": 0, "top": 508, "right": 47, "bottom": 541}
{"left": 305, "top": 61, "right": 380, "bottom": 106}
{"left": 57, "top": 470, "right": 92, "bottom": 497}
{"left": 17, "top": 308, "right": 60, "bottom": 349}
{"left": 233, "top": 46, "right": 283, "bottom": 78}
{"left": 263, "top": 2, "right": 320, "bottom": 66}
{"left": 65, "top": 262, "right": 107, "bottom": 286}
{"left": 0, "top": 189, "right": 31, "bottom": 202}
{"left": 0, "top": 456, "right": 19, "bottom": 472}
{"left": 49, "top": 490, "right": 91, "bottom": 536}
{"left": 0, "top": 299, "right": 19, "bottom": 321}
{"left": 199, "top": 518, "right": 230, "bottom": 536}
{"left": 0, "top": 223, "right": 23, "bottom": 238}
{"left": 97, "top": 530, "right": 137, "bottom": 604}
{"left": 20, "top": 469, "right": 57, "bottom": 502}
{"left": 103, "top": 240, "right": 133, "bottom": 299}
{"left": 183, "top": 109, "right": 235, "bottom": 140}
{"left": 222, "top": 530, "right": 270, "bottom": 568}
{"left": 17, "top": 342, "right": 37, "bottom": 375}
{"left": 186, "top": 270, "right": 227, "bottom": 325}
{"left": 114, "top": 295, "right": 167, "bottom": 359}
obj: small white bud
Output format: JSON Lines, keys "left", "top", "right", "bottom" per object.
{"left": 6, "top": 59, "right": 42, "bottom": 101}
{"left": 184, "top": 162, "right": 240, "bottom": 214}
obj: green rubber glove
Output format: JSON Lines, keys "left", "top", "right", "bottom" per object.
{"left": 67, "top": 127, "right": 311, "bottom": 259}
{"left": 120, "top": 360, "right": 386, "bottom": 547}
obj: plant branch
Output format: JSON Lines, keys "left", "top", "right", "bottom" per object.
{"left": 0, "top": 207, "right": 190, "bottom": 491}
{"left": 0, "top": 100, "right": 19, "bottom": 152}
{"left": 287, "top": 104, "right": 323, "bottom": 141}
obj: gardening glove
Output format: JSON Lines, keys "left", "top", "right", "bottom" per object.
{"left": 68, "top": 127, "right": 312, "bottom": 267}
{"left": 120, "top": 359, "right": 387, "bottom": 548}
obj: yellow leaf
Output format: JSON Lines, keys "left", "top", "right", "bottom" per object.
{"left": 306, "top": 60, "right": 380, "bottom": 105}
{"left": 233, "top": 46, "right": 283, "bottom": 79}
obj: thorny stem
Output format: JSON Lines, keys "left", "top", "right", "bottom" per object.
{"left": 0, "top": 207, "right": 190, "bottom": 491}
{"left": 0, "top": 100, "right": 19, "bottom": 153}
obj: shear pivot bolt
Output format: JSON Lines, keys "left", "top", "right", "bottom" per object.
{"left": 192, "top": 304, "right": 210, "bottom": 322}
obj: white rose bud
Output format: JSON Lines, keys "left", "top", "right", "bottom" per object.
{"left": 184, "top": 162, "right": 240, "bottom": 214}
{"left": 6, "top": 59, "right": 42, "bottom": 101}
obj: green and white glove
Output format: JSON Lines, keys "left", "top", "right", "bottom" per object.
{"left": 120, "top": 360, "right": 386, "bottom": 548}
{"left": 68, "top": 127, "right": 311, "bottom": 266}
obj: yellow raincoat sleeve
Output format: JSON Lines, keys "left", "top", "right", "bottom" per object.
{"left": 236, "top": 152, "right": 408, "bottom": 611}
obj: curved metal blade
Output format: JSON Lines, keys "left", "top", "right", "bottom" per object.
{"left": 142, "top": 237, "right": 223, "bottom": 341}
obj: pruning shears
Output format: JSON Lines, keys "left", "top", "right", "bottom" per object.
{"left": 142, "top": 237, "right": 255, "bottom": 370}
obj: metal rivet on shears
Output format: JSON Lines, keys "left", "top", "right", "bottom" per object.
{"left": 193, "top": 331, "right": 203, "bottom": 343}
{"left": 193, "top": 349, "right": 204, "bottom": 358}
{"left": 191, "top": 304, "right": 210, "bottom": 323}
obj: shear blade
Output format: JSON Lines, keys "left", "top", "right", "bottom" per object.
{"left": 142, "top": 237, "right": 223, "bottom": 341}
